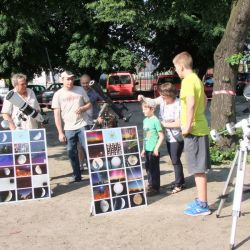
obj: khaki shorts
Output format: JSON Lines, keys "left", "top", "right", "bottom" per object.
{"left": 184, "top": 135, "right": 211, "bottom": 174}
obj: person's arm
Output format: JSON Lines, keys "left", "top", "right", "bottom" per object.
{"left": 153, "top": 131, "right": 164, "bottom": 156}
{"left": 161, "top": 118, "right": 180, "bottom": 128}
{"left": 182, "top": 96, "right": 195, "bottom": 135}
{"left": 53, "top": 108, "right": 66, "bottom": 143}
{"left": 204, "top": 95, "right": 208, "bottom": 107}
{"left": 75, "top": 102, "right": 92, "bottom": 115}
{"left": 2, "top": 113, "right": 16, "bottom": 130}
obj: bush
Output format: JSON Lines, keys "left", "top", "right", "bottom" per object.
{"left": 209, "top": 129, "right": 243, "bottom": 165}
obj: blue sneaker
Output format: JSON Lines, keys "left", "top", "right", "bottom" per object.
{"left": 185, "top": 198, "right": 199, "bottom": 209}
{"left": 184, "top": 203, "right": 211, "bottom": 216}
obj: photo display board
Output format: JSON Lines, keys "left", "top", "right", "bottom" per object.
{"left": 85, "top": 126, "right": 147, "bottom": 215}
{"left": 0, "top": 129, "right": 50, "bottom": 204}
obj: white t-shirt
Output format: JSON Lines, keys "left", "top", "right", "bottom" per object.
{"left": 1, "top": 88, "right": 41, "bottom": 129}
{"left": 156, "top": 96, "right": 183, "bottom": 143}
{"left": 52, "top": 86, "right": 90, "bottom": 130}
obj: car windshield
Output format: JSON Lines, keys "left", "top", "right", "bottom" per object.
{"left": 47, "top": 83, "right": 62, "bottom": 91}
{"left": 109, "top": 75, "right": 131, "bottom": 85}
{"left": 28, "top": 85, "right": 45, "bottom": 94}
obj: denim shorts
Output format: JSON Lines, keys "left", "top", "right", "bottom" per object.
{"left": 184, "top": 134, "right": 211, "bottom": 174}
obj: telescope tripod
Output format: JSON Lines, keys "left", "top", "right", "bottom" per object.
{"left": 216, "top": 139, "right": 249, "bottom": 249}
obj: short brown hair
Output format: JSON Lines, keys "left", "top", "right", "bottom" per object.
{"left": 173, "top": 51, "right": 193, "bottom": 69}
{"left": 158, "top": 82, "right": 177, "bottom": 98}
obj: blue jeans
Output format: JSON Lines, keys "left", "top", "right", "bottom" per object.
{"left": 65, "top": 127, "right": 86, "bottom": 180}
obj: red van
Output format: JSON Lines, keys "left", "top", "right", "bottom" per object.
{"left": 153, "top": 74, "right": 181, "bottom": 97}
{"left": 106, "top": 72, "right": 137, "bottom": 98}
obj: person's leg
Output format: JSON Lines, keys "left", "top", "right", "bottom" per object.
{"left": 168, "top": 141, "right": 184, "bottom": 187}
{"left": 77, "top": 142, "right": 85, "bottom": 168}
{"left": 145, "top": 151, "right": 152, "bottom": 189}
{"left": 148, "top": 151, "right": 160, "bottom": 191}
{"left": 78, "top": 127, "right": 88, "bottom": 170}
{"left": 65, "top": 130, "right": 81, "bottom": 181}
{"left": 195, "top": 173, "right": 207, "bottom": 202}
{"left": 78, "top": 127, "right": 87, "bottom": 151}
{"left": 184, "top": 136, "right": 210, "bottom": 215}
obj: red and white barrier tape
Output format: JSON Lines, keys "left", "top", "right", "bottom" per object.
{"left": 212, "top": 90, "right": 236, "bottom": 96}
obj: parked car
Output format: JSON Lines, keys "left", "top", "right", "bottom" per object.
{"left": 42, "top": 83, "right": 63, "bottom": 108}
{"left": 154, "top": 73, "right": 214, "bottom": 99}
{"left": 27, "top": 84, "right": 46, "bottom": 104}
{"left": 0, "top": 87, "right": 9, "bottom": 101}
{"left": 153, "top": 73, "right": 181, "bottom": 97}
{"left": 0, "top": 87, "right": 10, "bottom": 112}
{"left": 106, "top": 72, "right": 138, "bottom": 98}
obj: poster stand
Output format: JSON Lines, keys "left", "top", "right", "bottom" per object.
{"left": 85, "top": 126, "right": 147, "bottom": 216}
{"left": 0, "top": 129, "right": 50, "bottom": 204}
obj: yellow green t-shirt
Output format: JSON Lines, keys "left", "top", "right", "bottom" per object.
{"left": 180, "top": 72, "right": 209, "bottom": 136}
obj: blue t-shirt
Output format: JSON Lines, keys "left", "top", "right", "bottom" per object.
{"left": 87, "top": 88, "right": 103, "bottom": 119}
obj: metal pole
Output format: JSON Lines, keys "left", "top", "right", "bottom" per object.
{"left": 45, "top": 47, "right": 55, "bottom": 86}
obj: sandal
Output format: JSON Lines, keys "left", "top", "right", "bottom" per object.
{"left": 171, "top": 186, "right": 183, "bottom": 194}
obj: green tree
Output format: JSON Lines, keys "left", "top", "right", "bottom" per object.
{"left": 210, "top": 0, "right": 250, "bottom": 134}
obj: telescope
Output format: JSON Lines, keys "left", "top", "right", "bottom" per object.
{"left": 89, "top": 80, "right": 132, "bottom": 122}
{"left": 5, "top": 90, "right": 48, "bottom": 124}
{"left": 211, "top": 116, "right": 250, "bottom": 249}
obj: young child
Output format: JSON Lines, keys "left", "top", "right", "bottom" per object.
{"left": 138, "top": 83, "right": 185, "bottom": 194}
{"left": 173, "top": 51, "right": 211, "bottom": 216}
{"left": 140, "top": 98, "right": 164, "bottom": 196}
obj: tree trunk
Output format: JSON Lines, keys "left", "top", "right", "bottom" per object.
{"left": 210, "top": 0, "right": 250, "bottom": 133}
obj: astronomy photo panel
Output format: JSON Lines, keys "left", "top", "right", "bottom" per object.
{"left": 0, "top": 129, "right": 50, "bottom": 204}
{"left": 85, "top": 126, "right": 147, "bottom": 215}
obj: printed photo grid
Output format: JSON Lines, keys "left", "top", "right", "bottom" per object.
{"left": 0, "top": 129, "right": 50, "bottom": 204}
{"left": 85, "top": 126, "right": 147, "bottom": 215}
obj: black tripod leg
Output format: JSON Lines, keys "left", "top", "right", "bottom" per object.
{"left": 216, "top": 150, "right": 239, "bottom": 218}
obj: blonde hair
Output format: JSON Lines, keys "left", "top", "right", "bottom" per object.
{"left": 11, "top": 73, "right": 27, "bottom": 87}
{"left": 173, "top": 51, "right": 193, "bottom": 69}
{"left": 142, "top": 102, "right": 155, "bottom": 110}
{"left": 158, "top": 82, "right": 177, "bottom": 98}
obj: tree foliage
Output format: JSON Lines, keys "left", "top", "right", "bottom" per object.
{"left": 0, "top": 0, "right": 235, "bottom": 79}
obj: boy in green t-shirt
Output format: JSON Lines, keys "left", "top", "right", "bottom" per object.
{"left": 140, "top": 98, "right": 164, "bottom": 196}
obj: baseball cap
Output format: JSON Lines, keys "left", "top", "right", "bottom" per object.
{"left": 61, "top": 71, "right": 74, "bottom": 78}
{"left": 142, "top": 97, "right": 157, "bottom": 108}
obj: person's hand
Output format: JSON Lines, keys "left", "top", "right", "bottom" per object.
{"left": 140, "top": 149, "right": 145, "bottom": 157}
{"left": 153, "top": 148, "right": 159, "bottom": 157}
{"left": 9, "top": 123, "right": 16, "bottom": 130}
{"left": 137, "top": 95, "right": 144, "bottom": 102}
{"left": 161, "top": 121, "right": 167, "bottom": 128}
{"left": 97, "top": 117, "right": 103, "bottom": 124}
{"left": 181, "top": 126, "right": 191, "bottom": 136}
{"left": 58, "top": 132, "right": 67, "bottom": 143}
{"left": 75, "top": 107, "right": 84, "bottom": 115}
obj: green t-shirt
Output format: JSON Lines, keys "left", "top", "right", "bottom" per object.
{"left": 143, "top": 115, "right": 162, "bottom": 151}
{"left": 180, "top": 72, "right": 209, "bottom": 136}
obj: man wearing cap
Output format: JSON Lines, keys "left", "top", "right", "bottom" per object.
{"left": 52, "top": 71, "right": 91, "bottom": 182}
